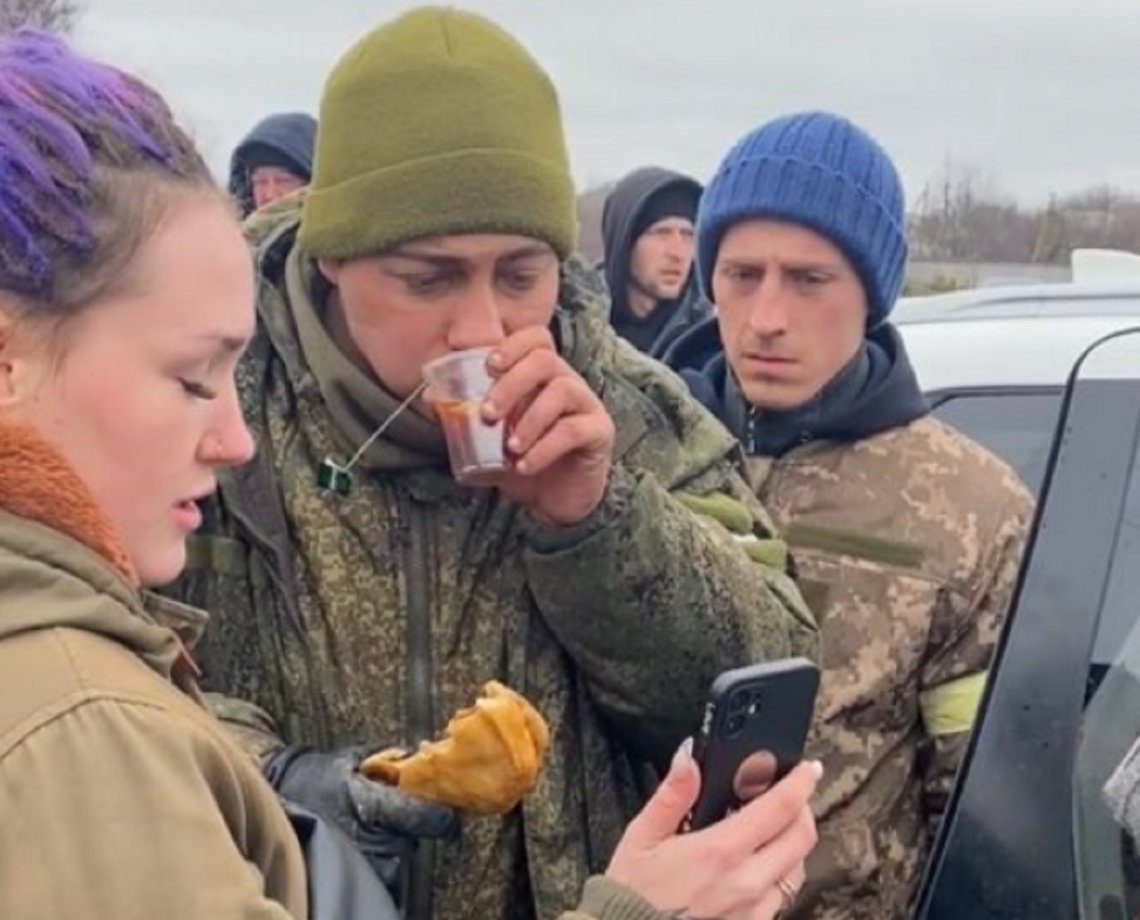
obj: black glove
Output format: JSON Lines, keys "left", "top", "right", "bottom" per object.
{"left": 263, "top": 745, "right": 457, "bottom": 893}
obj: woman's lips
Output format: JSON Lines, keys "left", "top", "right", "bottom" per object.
{"left": 173, "top": 499, "right": 203, "bottom": 531}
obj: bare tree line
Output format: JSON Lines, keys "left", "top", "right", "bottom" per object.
{"left": 577, "top": 165, "right": 1140, "bottom": 267}
{"left": 0, "top": 0, "right": 78, "bottom": 32}
{"left": 908, "top": 162, "right": 1140, "bottom": 265}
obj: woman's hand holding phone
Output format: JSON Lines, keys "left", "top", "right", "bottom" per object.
{"left": 604, "top": 739, "right": 822, "bottom": 919}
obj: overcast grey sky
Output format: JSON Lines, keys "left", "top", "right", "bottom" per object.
{"left": 76, "top": 0, "right": 1140, "bottom": 206}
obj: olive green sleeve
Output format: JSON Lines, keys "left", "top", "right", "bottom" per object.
{"left": 525, "top": 462, "right": 817, "bottom": 768}
{"left": 558, "top": 877, "right": 668, "bottom": 920}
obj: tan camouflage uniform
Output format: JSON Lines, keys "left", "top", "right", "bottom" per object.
{"left": 745, "top": 416, "right": 1033, "bottom": 919}
{"left": 170, "top": 200, "right": 817, "bottom": 920}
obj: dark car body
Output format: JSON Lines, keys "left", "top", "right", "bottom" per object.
{"left": 904, "top": 312, "right": 1140, "bottom": 918}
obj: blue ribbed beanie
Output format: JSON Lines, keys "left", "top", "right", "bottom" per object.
{"left": 697, "top": 111, "right": 907, "bottom": 327}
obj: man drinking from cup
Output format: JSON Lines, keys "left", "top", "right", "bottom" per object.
{"left": 170, "top": 8, "right": 818, "bottom": 920}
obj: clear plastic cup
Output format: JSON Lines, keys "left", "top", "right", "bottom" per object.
{"left": 421, "top": 347, "right": 508, "bottom": 486}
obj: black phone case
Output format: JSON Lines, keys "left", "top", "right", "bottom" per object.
{"left": 689, "top": 657, "right": 820, "bottom": 831}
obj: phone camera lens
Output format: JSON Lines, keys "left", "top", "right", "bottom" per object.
{"left": 726, "top": 714, "right": 746, "bottom": 736}
{"left": 729, "top": 691, "right": 752, "bottom": 714}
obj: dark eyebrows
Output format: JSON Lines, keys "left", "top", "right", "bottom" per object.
{"left": 499, "top": 244, "right": 556, "bottom": 263}
{"left": 718, "top": 256, "right": 843, "bottom": 274}
{"left": 784, "top": 260, "right": 843, "bottom": 275}
{"left": 717, "top": 256, "right": 763, "bottom": 271}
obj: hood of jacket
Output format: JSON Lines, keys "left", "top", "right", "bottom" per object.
{"left": 663, "top": 315, "right": 929, "bottom": 456}
{"left": 228, "top": 112, "right": 318, "bottom": 216}
{"left": 600, "top": 167, "right": 704, "bottom": 353}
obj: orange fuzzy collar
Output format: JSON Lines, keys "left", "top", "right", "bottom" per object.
{"left": 0, "top": 419, "right": 138, "bottom": 586}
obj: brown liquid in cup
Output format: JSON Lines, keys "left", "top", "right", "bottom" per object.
{"left": 436, "top": 398, "right": 508, "bottom": 485}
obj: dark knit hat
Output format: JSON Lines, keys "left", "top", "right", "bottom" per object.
{"left": 697, "top": 111, "right": 908, "bottom": 327}
{"left": 299, "top": 7, "right": 577, "bottom": 260}
{"left": 633, "top": 182, "right": 700, "bottom": 240}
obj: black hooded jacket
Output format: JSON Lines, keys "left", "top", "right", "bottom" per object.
{"left": 662, "top": 316, "right": 929, "bottom": 457}
{"left": 600, "top": 167, "right": 711, "bottom": 359}
{"left": 228, "top": 113, "right": 317, "bottom": 217}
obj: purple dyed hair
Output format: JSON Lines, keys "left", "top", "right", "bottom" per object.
{"left": 0, "top": 29, "right": 214, "bottom": 308}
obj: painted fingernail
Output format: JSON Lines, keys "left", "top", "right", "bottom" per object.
{"left": 672, "top": 737, "right": 694, "bottom": 769}
{"left": 483, "top": 400, "right": 499, "bottom": 420}
{"left": 488, "top": 351, "right": 504, "bottom": 370}
{"left": 515, "top": 458, "right": 529, "bottom": 474}
{"left": 808, "top": 759, "right": 824, "bottom": 778}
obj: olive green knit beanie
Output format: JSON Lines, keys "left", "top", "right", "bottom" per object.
{"left": 299, "top": 7, "right": 577, "bottom": 260}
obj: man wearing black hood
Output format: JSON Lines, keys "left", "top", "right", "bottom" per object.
{"left": 600, "top": 166, "right": 710, "bottom": 358}
{"left": 228, "top": 112, "right": 317, "bottom": 216}
{"left": 667, "top": 112, "right": 1035, "bottom": 920}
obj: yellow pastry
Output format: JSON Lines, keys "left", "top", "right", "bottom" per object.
{"left": 360, "top": 681, "right": 550, "bottom": 815}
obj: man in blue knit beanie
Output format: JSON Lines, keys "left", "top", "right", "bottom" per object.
{"left": 666, "top": 111, "right": 1034, "bottom": 919}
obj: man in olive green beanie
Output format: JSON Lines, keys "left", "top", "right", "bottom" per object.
{"left": 171, "top": 7, "right": 819, "bottom": 920}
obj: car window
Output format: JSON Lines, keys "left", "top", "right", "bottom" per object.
{"left": 1071, "top": 340, "right": 1140, "bottom": 920}
{"left": 930, "top": 391, "right": 1062, "bottom": 496}
{"left": 916, "top": 332, "right": 1140, "bottom": 919}
{"left": 1073, "top": 459, "right": 1140, "bottom": 920}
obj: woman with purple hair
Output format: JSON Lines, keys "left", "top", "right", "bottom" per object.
{"left": 0, "top": 28, "right": 308, "bottom": 919}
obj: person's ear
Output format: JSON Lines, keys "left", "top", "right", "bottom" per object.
{"left": 0, "top": 304, "right": 45, "bottom": 410}
{"left": 0, "top": 307, "right": 18, "bottom": 406}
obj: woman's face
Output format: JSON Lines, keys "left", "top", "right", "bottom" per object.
{"left": 0, "top": 194, "right": 257, "bottom": 586}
